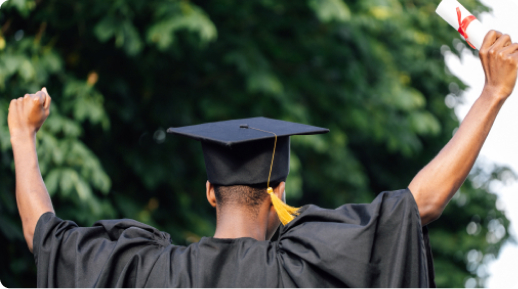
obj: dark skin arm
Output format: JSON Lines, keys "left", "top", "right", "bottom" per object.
{"left": 8, "top": 88, "right": 54, "bottom": 252}
{"left": 410, "top": 31, "right": 518, "bottom": 226}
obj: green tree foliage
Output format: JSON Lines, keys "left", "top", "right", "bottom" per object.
{"left": 0, "top": 0, "right": 512, "bottom": 287}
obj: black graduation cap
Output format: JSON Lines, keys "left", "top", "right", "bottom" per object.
{"left": 167, "top": 117, "right": 329, "bottom": 186}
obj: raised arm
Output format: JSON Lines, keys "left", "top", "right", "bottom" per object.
{"left": 8, "top": 88, "right": 54, "bottom": 252}
{"left": 409, "top": 31, "right": 518, "bottom": 226}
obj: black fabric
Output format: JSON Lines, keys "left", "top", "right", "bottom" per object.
{"left": 166, "top": 117, "right": 329, "bottom": 146}
{"left": 202, "top": 136, "right": 290, "bottom": 186}
{"left": 33, "top": 189, "right": 435, "bottom": 287}
{"left": 167, "top": 117, "right": 329, "bottom": 186}
{"left": 422, "top": 226, "right": 437, "bottom": 287}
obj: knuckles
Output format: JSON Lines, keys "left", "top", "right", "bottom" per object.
{"left": 9, "top": 99, "right": 17, "bottom": 110}
{"left": 486, "top": 30, "right": 498, "bottom": 40}
{"left": 503, "top": 53, "right": 518, "bottom": 66}
{"left": 10, "top": 91, "right": 52, "bottom": 112}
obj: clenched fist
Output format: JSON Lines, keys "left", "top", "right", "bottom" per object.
{"left": 480, "top": 31, "right": 518, "bottom": 100}
{"left": 8, "top": 88, "right": 51, "bottom": 139}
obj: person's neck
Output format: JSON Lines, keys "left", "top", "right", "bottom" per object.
{"left": 213, "top": 206, "right": 267, "bottom": 240}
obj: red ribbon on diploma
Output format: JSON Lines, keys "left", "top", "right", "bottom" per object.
{"left": 457, "top": 7, "right": 476, "bottom": 49}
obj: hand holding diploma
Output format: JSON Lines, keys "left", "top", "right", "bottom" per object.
{"left": 436, "top": 0, "right": 518, "bottom": 97}
{"left": 412, "top": 0, "right": 518, "bottom": 226}
{"left": 409, "top": 31, "right": 518, "bottom": 225}
{"left": 436, "top": 0, "right": 490, "bottom": 50}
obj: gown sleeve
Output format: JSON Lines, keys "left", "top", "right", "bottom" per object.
{"left": 276, "top": 188, "right": 434, "bottom": 288}
{"left": 32, "top": 212, "right": 173, "bottom": 287}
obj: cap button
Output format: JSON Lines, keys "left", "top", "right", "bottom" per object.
{"left": 239, "top": 124, "right": 249, "bottom": 128}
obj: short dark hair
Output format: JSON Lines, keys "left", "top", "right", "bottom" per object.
{"left": 214, "top": 183, "right": 279, "bottom": 215}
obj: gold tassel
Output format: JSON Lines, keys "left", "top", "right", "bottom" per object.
{"left": 245, "top": 126, "right": 300, "bottom": 225}
{"left": 267, "top": 187, "right": 300, "bottom": 225}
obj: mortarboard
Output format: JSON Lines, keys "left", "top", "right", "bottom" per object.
{"left": 167, "top": 117, "right": 329, "bottom": 224}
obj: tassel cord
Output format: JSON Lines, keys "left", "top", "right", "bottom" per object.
{"left": 246, "top": 127, "right": 300, "bottom": 225}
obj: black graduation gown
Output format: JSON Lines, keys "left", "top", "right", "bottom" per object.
{"left": 33, "top": 189, "right": 435, "bottom": 287}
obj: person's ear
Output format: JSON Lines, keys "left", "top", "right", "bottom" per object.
{"left": 273, "top": 182, "right": 286, "bottom": 202}
{"left": 206, "top": 181, "right": 217, "bottom": 208}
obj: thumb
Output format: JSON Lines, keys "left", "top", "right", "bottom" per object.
{"left": 34, "top": 91, "right": 45, "bottom": 106}
{"left": 42, "top": 87, "right": 51, "bottom": 109}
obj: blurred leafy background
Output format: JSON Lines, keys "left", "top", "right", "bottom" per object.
{"left": 0, "top": 0, "right": 513, "bottom": 287}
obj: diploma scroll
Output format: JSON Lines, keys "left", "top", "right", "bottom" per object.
{"left": 436, "top": 0, "right": 490, "bottom": 50}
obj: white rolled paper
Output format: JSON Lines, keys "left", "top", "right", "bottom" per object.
{"left": 436, "top": 0, "right": 490, "bottom": 50}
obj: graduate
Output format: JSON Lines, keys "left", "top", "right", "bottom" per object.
{"left": 7, "top": 31, "right": 518, "bottom": 287}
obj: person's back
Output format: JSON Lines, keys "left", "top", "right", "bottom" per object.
{"left": 34, "top": 189, "right": 431, "bottom": 287}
